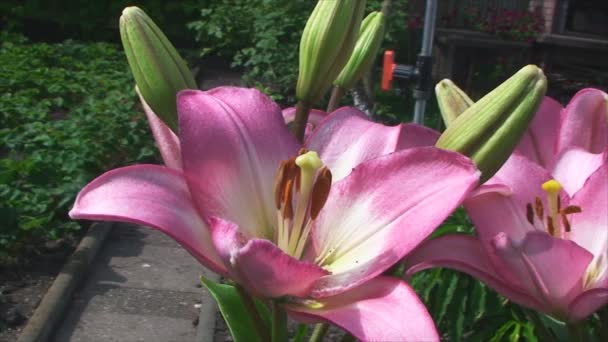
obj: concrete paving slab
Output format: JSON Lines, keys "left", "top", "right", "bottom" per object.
{"left": 52, "top": 224, "right": 219, "bottom": 342}
{"left": 86, "top": 242, "right": 212, "bottom": 292}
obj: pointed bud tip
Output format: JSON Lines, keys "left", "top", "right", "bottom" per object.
{"left": 121, "top": 6, "right": 141, "bottom": 17}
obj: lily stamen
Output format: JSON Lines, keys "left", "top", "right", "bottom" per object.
{"left": 274, "top": 151, "right": 332, "bottom": 259}
{"left": 525, "top": 180, "right": 582, "bottom": 239}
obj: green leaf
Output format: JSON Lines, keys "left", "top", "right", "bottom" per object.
{"left": 200, "top": 276, "right": 270, "bottom": 342}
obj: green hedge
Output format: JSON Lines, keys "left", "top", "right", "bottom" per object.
{"left": 0, "top": 32, "right": 155, "bottom": 258}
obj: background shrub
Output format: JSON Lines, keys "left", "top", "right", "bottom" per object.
{"left": 0, "top": 32, "right": 155, "bottom": 258}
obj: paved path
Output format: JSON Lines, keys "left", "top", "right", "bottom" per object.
{"left": 52, "top": 224, "right": 218, "bottom": 342}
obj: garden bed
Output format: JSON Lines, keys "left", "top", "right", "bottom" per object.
{"left": 0, "top": 234, "right": 80, "bottom": 341}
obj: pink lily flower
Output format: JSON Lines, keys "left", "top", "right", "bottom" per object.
{"left": 406, "top": 89, "right": 608, "bottom": 322}
{"left": 70, "top": 86, "right": 480, "bottom": 341}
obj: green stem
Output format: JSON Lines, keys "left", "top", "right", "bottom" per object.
{"left": 236, "top": 286, "right": 269, "bottom": 341}
{"left": 271, "top": 301, "right": 288, "bottom": 342}
{"left": 292, "top": 100, "right": 312, "bottom": 142}
{"left": 294, "top": 323, "right": 309, "bottom": 342}
{"left": 566, "top": 321, "right": 587, "bottom": 342}
{"left": 524, "top": 309, "right": 556, "bottom": 342}
{"left": 326, "top": 86, "right": 345, "bottom": 113}
{"left": 309, "top": 323, "right": 329, "bottom": 342}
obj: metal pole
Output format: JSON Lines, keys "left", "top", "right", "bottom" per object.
{"left": 413, "top": 0, "right": 438, "bottom": 125}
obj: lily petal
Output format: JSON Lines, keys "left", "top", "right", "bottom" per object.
{"left": 286, "top": 276, "right": 439, "bottom": 342}
{"left": 491, "top": 231, "right": 593, "bottom": 316}
{"left": 282, "top": 107, "right": 327, "bottom": 140}
{"left": 208, "top": 216, "right": 329, "bottom": 298}
{"left": 516, "top": 96, "right": 562, "bottom": 168}
{"left": 306, "top": 107, "right": 439, "bottom": 181}
{"left": 69, "top": 165, "right": 226, "bottom": 274}
{"left": 177, "top": 87, "right": 300, "bottom": 239}
{"left": 552, "top": 147, "right": 607, "bottom": 196}
{"left": 569, "top": 163, "right": 608, "bottom": 284}
{"left": 557, "top": 88, "right": 608, "bottom": 154}
{"left": 311, "top": 147, "right": 479, "bottom": 297}
{"left": 466, "top": 153, "right": 553, "bottom": 244}
{"left": 568, "top": 287, "right": 608, "bottom": 321}
{"left": 405, "top": 234, "right": 546, "bottom": 312}
{"left": 136, "top": 87, "right": 182, "bottom": 170}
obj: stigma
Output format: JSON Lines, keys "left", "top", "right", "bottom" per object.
{"left": 273, "top": 149, "right": 332, "bottom": 259}
{"left": 525, "top": 179, "right": 581, "bottom": 239}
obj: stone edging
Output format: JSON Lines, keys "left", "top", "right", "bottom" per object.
{"left": 17, "top": 222, "right": 113, "bottom": 342}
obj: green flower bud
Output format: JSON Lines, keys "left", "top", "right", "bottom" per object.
{"left": 120, "top": 6, "right": 197, "bottom": 132}
{"left": 333, "top": 11, "right": 384, "bottom": 90}
{"left": 436, "top": 65, "right": 547, "bottom": 182}
{"left": 296, "top": 0, "right": 366, "bottom": 104}
{"left": 435, "top": 79, "right": 473, "bottom": 127}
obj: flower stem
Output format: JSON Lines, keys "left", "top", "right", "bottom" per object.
{"left": 271, "top": 301, "right": 288, "bottom": 342}
{"left": 309, "top": 323, "right": 329, "bottom": 342}
{"left": 292, "top": 100, "right": 312, "bottom": 142}
{"left": 294, "top": 323, "right": 309, "bottom": 342}
{"left": 235, "top": 286, "right": 269, "bottom": 341}
{"left": 326, "top": 86, "right": 344, "bottom": 113}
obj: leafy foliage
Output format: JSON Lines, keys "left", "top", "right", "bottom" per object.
{"left": 0, "top": 33, "right": 155, "bottom": 258}
{"left": 188, "top": 0, "right": 411, "bottom": 103}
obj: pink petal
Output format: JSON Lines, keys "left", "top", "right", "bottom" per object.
{"left": 568, "top": 163, "right": 608, "bottom": 283}
{"left": 69, "top": 165, "right": 226, "bottom": 275}
{"left": 515, "top": 96, "right": 562, "bottom": 168}
{"left": 208, "top": 216, "right": 329, "bottom": 298}
{"left": 405, "top": 235, "right": 546, "bottom": 312}
{"left": 310, "top": 147, "right": 479, "bottom": 297}
{"left": 306, "top": 107, "right": 439, "bottom": 181}
{"left": 568, "top": 287, "right": 608, "bottom": 321}
{"left": 137, "top": 87, "right": 182, "bottom": 170}
{"left": 286, "top": 276, "right": 439, "bottom": 342}
{"left": 282, "top": 107, "right": 327, "bottom": 126}
{"left": 465, "top": 153, "right": 554, "bottom": 244}
{"left": 177, "top": 87, "right": 300, "bottom": 238}
{"left": 557, "top": 88, "right": 608, "bottom": 154}
{"left": 551, "top": 148, "right": 607, "bottom": 196}
{"left": 282, "top": 107, "right": 327, "bottom": 141}
{"left": 491, "top": 231, "right": 593, "bottom": 317}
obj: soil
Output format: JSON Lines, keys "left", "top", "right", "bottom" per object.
{"left": 0, "top": 235, "right": 80, "bottom": 342}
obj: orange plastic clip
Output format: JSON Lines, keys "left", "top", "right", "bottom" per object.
{"left": 381, "top": 50, "right": 396, "bottom": 91}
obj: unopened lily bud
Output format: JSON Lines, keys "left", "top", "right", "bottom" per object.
{"left": 436, "top": 65, "right": 547, "bottom": 182}
{"left": 120, "top": 6, "right": 197, "bottom": 132}
{"left": 435, "top": 79, "right": 473, "bottom": 126}
{"left": 333, "top": 11, "right": 384, "bottom": 90}
{"left": 296, "top": 0, "right": 366, "bottom": 104}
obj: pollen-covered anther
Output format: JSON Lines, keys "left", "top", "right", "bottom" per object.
{"left": 534, "top": 196, "right": 544, "bottom": 220}
{"left": 281, "top": 179, "right": 295, "bottom": 220}
{"left": 310, "top": 167, "right": 332, "bottom": 220}
{"left": 526, "top": 203, "right": 534, "bottom": 224}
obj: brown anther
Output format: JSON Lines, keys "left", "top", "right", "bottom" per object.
{"left": 557, "top": 195, "right": 561, "bottom": 211}
{"left": 561, "top": 205, "right": 582, "bottom": 215}
{"left": 298, "top": 147, "right": 309, "bottom": 156}
{"left": 310, "top": 167, "right": 332, "bottom": 220}
{"left": 534, "top": 197, "right": 544, "bottom": 221}
{"left": 281, "top": 179, "right": 294, "bottom": 220}
{"left": 561, "top": 213, "right": 572, "bottom": 233}
{"left": 546, "top": 216, "right": 555, "bottom": 236}
{"left": 526, "top": 203, "right": 535, "bottom": 225}
{"left": 273, "top": 161, "right": 288, "bottom": 209}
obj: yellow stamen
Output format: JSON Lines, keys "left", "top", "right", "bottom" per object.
{"left": 288, "top": 151, "right": 323, "bottom": 254}
{"left": 542, "top": 179, "right": 562, "bottom": 237}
